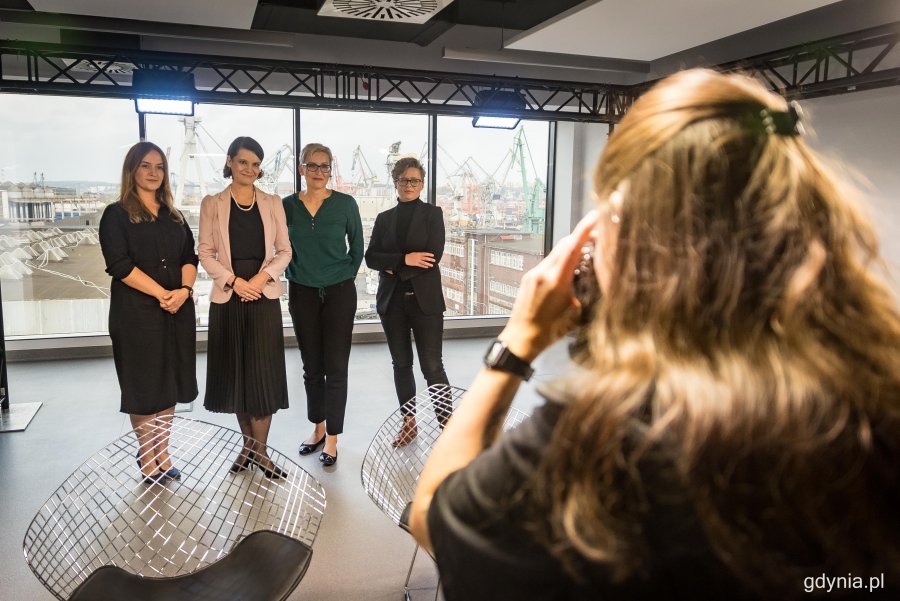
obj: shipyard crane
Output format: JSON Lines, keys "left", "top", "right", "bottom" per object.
{"left": 257, "top": 144, "right": 293, "bottom": 195}
{"left": 493, "top": 128, "right": 546, "bottom": 234}
{"left": 350, "top": 145, "right": 378, "bottom": 187}
{"left": 385, "top": 141, "right": 421, "bottom": 182}
{"left": 173, "top": 117, "right": 226, "bottom": 205}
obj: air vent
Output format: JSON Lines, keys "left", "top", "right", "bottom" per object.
{"left": 62, "top": 59, "right": 135, "bottom": 75}
{"left": 318, "top": 0, "right": 456, "bottom": 24}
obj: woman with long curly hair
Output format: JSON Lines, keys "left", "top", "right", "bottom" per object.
{"left": 410, "top": 69, "right": 900, "bottom": 600}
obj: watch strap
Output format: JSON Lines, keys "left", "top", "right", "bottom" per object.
{"left": 483, "top": 339, "right": 534, "bottom": 381}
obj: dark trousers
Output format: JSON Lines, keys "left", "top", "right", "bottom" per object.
{"left": 379, "top": 291, "right": 450, "bottom": 419}
{"left": 288, "top": 279, "right": 356, "bottom": 435}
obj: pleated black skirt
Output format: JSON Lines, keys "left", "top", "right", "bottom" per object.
{"left": 204, "top": 294, "right": 289, "bottom": 417}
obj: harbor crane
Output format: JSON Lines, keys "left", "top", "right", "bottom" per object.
{"left": 257, "top": 144, "right": 293, "bottom": 195}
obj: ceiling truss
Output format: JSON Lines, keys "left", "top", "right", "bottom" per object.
{"left": 720, "top": 22, "right": 900, "bottom": 99}
{"left": 0, "top": 40, "right": 635, "bottom": 123}
{"left": 0, "top": 22, "right": 898, "bottom": 123}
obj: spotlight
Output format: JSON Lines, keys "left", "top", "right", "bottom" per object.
{"left": 133, "top": 69, "right": 196, "bottom": 116}
{"left": 472, "top": 90, "right": 526, "bottom": 129}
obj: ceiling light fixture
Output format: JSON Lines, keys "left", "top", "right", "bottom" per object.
{"left": 472, "top": 89, "right": 526, "bottom": 129}
{"left": 132, "top": 69, "right": 196, "bottom": 116}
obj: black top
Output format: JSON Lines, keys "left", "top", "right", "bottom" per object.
{"left": 395, "top": 198, "right": 420, "bottom": 249}
{"left": 100, "top": 203, "right": 198, "bottom": 287}
{"left": 426, "top": 393, "right": 900, "bottom": 601}
{"left": 229, "top": 197, "right": 265, "bottom": 261}
{"left": 394, "top": 198, "right": 421, "bottom": 292}
{"left": 364, "top": 200, "right": 446, "bottom": 315}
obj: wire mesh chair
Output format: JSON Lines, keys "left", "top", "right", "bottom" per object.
{"left": 23, "top": 416, "right": 327, "bottom": 601}
{"left": 360, "top": 384, "right": 529, "bottom": 600}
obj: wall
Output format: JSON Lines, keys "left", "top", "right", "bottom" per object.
{"left": 649, "top": 0, "right": 900, "bottom": 79}
{"left": 800, "top": 85, "right": 900, "bottom": 282}
{"left": 552, "top": 121, "right": 609, "bottom": 245}
{"left": 554, "top": 85, "right": 900, "bottom": 294}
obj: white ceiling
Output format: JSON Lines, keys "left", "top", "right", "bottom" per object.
{"left": 28, "top": 0, "right": 258, "bottom": 30}
{"left": 506, "top": 0, "right": 844, "bottom": 61}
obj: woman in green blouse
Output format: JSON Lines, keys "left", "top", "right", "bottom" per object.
{"left": 283, "top": 142, "right": 363, "bottom": 467}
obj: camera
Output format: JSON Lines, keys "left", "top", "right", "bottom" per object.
{"left": 573, "top": 242, "right": 600, "bottom": 323}
{"left": 570, "top": 242, "right": 599, "bottom": 358}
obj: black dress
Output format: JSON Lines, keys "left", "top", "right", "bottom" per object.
{"left": 203, "top": 199, "right": 288, "bottom": 417}
{"left": 98, "top": 203, "right": 199, "bottom": 415}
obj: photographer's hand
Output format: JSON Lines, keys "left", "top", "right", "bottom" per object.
{"left": 500, "top": 210, "right": 598, "bottom": 362}
{"left": 410, "top": 210, "right": 598, "bottom": 554}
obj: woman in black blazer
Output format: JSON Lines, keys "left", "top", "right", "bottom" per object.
{"left": 365, "top": 157, "right": 451, "bottom": 447}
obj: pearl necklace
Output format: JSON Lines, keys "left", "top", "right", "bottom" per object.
{"left": 231, "top": 188, "right": 257, "bottom": 212}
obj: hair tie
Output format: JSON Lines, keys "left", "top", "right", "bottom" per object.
{"left": 758, "top": 101, "right": 804, "bottom": 137}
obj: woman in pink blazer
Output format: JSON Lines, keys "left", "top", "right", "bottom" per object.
{"left": 198, "top": 136, "right": 292, "bottom": 479}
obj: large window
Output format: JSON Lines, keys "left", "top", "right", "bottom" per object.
{"left": 435, "top": 118, "right": 550, "bottom": 316}
{"left": 0, "top": 93, "right": 553, "bottom": 340}
{"left": 0, "top": 95, "right": 137, "bottom": 337}
{"left": 299, "top": 110, "right": 429, "bottom": 320}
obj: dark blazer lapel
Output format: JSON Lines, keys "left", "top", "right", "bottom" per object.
{"left": 388, "top": 204, "right": 401, "bottom": 251}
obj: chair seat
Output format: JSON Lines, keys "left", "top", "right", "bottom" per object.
{"left": 68, "top": 530, "right": 312, "bottom": 601}
{"left": 399, "top": 501, "right": 413, "bottom": 533}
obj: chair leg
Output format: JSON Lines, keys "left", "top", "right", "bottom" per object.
{"left": 402, "top": 544, "right": 441, "bottom": 601}
{"left": 403, "top": 544, "right": 420, "bottom": 598}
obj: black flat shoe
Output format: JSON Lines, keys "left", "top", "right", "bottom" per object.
{"left": 298, "top": 435, "right": 326, "bottom": 456}
{"left": 319, "top": 451, "right": 337, "bottom": 467}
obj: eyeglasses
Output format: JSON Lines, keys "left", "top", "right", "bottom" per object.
{"left": 302, "top": 163, "right": 332, "bottom": 174}
{"left": 396, "top": 178, "right": 424, "bottom": 187}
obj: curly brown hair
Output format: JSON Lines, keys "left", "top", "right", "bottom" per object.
{"left": 391, "top": 156, "right": 425, "bottom": 182}
{"left": 531, "top": 69, "right": 900, "bottom": 595}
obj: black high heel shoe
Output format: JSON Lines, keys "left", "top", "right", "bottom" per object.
{"left": 141, "top": 472, "right": 168, "bottom": 485}
{"left": 230, "top": 453, "right": 255, "bottom": 473}
{"left": 261, "top": 464, "right": 287, "bottom": 480}
{"left": 298, "top": 435, "right": 326, "bottom": 456}
{"left": 255, "top": 459, "right": 287, "bottom": 480}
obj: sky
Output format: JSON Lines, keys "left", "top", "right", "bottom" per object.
{"left": 0, "top": 93, "right": 550, "bottom": 194}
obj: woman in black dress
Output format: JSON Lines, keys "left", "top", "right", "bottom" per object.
{"left": 99, "top": 141, "right": 199, "bottom": 484}
{"left": 198, "top": 136, "right": 292, "bottom": 479}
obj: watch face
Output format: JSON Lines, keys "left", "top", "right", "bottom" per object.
{"left": 485, "top": 341, "right": 505, "bottom": 364}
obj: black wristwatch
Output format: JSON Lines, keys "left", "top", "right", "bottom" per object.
{"left": 483, "top": 339, "right": 534, "bottom": 381}
{"left": 181, "top": 285, "right": 193, "bottom": 297}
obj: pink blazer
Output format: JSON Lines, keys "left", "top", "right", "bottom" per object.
{"left": 198, "top": 186, "right": 292, "bottom": 304}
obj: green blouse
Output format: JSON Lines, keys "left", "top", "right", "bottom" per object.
{"left": 282, "top": 190, "right": 364, "bottom": 288}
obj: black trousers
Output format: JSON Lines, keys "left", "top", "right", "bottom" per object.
{"left": 379, "top": 291, "right": 450, "bottom": 418}
{"left": 288, "top": 279, "right": 356, "bottom": 435}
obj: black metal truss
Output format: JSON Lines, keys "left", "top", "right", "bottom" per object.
{"left": 717, "top": 22, "right": 900, "bottom": 100}
{"left": 1, "top": 22, "right": 898, "bottom": 124}
{"left": 0, "top": 41, "right": 635, "bottom": 123}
